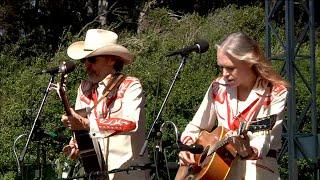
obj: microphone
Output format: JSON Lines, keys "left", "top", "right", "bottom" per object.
{"left": 167, "top": 39, "right": 209, "bottom": 57}
{"left": 40, "top": 61, "right": 76, "bottom": 75}
{"left": 178, "top": 142, "right": 204, "bottom": 154}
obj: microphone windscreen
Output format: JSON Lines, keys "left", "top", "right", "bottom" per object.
{"left": 60, "top": 61, "right": 76, "bottom": 74}
{"left": 196, "top": 39, "right": 209, "bottom": 53}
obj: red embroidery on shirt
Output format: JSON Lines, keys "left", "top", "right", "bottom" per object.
{"left": 262, "top": 96, "right": 272, "bottom": 106}
{"left": 87, "top": 76, "right": 139, "bottom": 129}
{"left": 273, "top": 84, "right": 286, "bottom": 95}
{"left": 97, "top": 118, "right": 136, "bottom": 132}
{"left": 107, "top": 95, "right": 117, "bottom": 106}
{"left": 117, "top": 78, "right": 135, "bottom": 98}
{"left": 213, "top": 89, "right": 227, "bottom": 104}
{"left": 246, "top": 98, "right": 262, "bottom": 122}
{"left": 102, "top": 98, "right": 107, "bottom": 118}
{"left": 80, "top": 81, "right": 95, "bottom": 104}
{"left": 88, "top": 77, "right": 138, "bottom": 119}
{"left": 92, "top": 89, "right": 99, "bottom": 119}
{"left": 229, "top": 98, "right": 260, "bottom": 130}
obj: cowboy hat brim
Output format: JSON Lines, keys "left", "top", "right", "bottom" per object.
{"left": 67, "top": 41, "right": 133, "bottom": 64}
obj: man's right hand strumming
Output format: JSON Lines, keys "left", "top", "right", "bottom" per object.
{"left": 62, "top": 138, "right": 79, "bottom": 160}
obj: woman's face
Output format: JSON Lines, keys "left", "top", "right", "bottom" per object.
{"left": 217, "top": 49, "right": 254, "bottom": 87}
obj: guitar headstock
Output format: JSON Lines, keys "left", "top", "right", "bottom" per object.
{"left": 50, "top": 61, "right": 74, "bottom": 99}
{"left": 59, "top": 61, "right": 73, "bottom": 91}
{"left": 56, "top": 72, "right": 68, "bottom": 100}
{"left": 57, "top": 61, "right": 74, "bottom": 115}
{"left": 248, "top": 114, "right": 277, "bottom": 133}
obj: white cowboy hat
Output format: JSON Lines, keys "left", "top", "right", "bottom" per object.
{"left": 67, "top": 29, "right": 133, "bottom": 64}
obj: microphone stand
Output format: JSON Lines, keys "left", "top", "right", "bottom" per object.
{"left": 18, "top": 74, "right": 56, "bottom": 179}
{"left": 158, "top": 121, "right": 180, "bottom": 180}
{"left": 139, "top": 54, "right": 189, "bottom": 179}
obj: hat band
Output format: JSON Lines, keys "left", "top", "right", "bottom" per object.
{"left": 84, "top": 48, "right": 94, "bottom": 51}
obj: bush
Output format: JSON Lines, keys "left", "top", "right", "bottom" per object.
{"left": 1, "top": 4, "right": 319, "bottom": 179}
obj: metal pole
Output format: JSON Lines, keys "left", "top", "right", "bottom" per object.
{"left": 285, "top": 0, "right": 298, "bottom": 179}
{"left": 264, "top": 0, "right": 271, "bottom": 60}
{"left": 308, "top": 0, "right": 318, "bottom": 179}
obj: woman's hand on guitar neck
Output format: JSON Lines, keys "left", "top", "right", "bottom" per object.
{"left": 61, "top": 108, "right": 90, "bottom": 130}
{"left": 227, "top": 132, "right": 258, "bottom": 160}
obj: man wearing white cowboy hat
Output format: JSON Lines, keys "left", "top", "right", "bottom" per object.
{"left": 61, "top": 29, "right": 150, "bottom": 180}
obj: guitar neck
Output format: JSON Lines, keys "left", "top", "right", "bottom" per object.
{"left": 211, "top": 137, "right": 230, "bottom": 153}
{"left": 58, "top": 82, "right": 72, "bottom": 115}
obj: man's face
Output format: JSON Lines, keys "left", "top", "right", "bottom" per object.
{"left": 82, "top": 55, "right": 116, "bottom": 83}
{"left": 216, "top": 49, "right": 253, "bottom": 87}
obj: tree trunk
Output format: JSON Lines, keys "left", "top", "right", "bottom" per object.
{"left": 98, "top": 0, "right": 108, "bottom": 26}
{"left": 137, "top": 0, "right": 157, "bottom": 34}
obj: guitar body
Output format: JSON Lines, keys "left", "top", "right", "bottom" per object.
{"left": 74, "top": 130, "right": 101, "bottom": 173}
{"left": 175, "top": 115, "right": 277, "bottom": 180}
{"left": 176, "top": 126, "right": 236, "bottom": 180}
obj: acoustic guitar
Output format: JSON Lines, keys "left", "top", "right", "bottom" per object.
{"left": 56, "top": 63, "right": 100, "bottom": 174}
{"left": 175, "top": 115, "right": 277, "bottom": 180}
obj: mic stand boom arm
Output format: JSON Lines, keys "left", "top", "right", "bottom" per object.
{"left": 139, "top": 54, "right": 189, "bottom": 156}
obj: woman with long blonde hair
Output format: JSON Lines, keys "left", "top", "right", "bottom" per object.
{"left": 217, "top": 32, "right": 288, "bottom": 87}
{"left": 177, "top": 32, "right": 288, "bottom": 180}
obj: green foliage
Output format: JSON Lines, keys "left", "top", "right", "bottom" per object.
{"left": 122, "top": 5, "right": 267, "bottom": 165}
{"left": 279, "top": 154, "right": 316, "bottom": 179}
{"left": 0, "top": 54, "right": 69, "bottom": 178}
{"left": 0, "top": 4, "right": 319, "bottom": 179}
{"left": 124, "top": 5, "right": 266, "bottom": 139}
{"left": 0, "top": 171, "right": 16, "bottom": 180}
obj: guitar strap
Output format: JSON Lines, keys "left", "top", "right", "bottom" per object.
{"left": 89, "top": 73, "right": 126, "bottom": 112}
{"left": 88, "top": 73, "right": 126, "bottom": 172}
{"left": 235, "top": 82, "right": 272, "bottom": 131}
{"left": 246, "top": 83, "right": 272, "bottom": 130}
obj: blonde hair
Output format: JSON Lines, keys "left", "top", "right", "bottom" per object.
{"left": 216, "top": 32, "right": 289, "bottom": 87}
